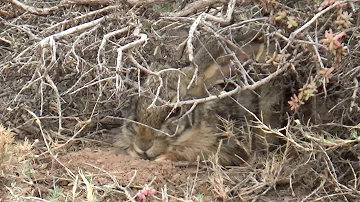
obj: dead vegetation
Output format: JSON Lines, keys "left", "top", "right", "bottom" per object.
{"left": 0, "top": 0, "right": 360, "bottom": 201}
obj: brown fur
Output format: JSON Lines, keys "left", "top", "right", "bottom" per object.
{"left": 113, "top": 34, "right": 282, "bottom": 166}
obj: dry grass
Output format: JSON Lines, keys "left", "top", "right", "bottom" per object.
{"left": 0, "top": 124, "right": 35, "bottom": 200}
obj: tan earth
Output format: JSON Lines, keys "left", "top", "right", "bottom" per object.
{"left": 54, "top": 146, "right": 219, "bottom": 201}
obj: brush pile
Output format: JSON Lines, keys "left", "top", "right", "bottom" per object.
{"left": 0, "top": 0, "right": 359, "bottom": 201}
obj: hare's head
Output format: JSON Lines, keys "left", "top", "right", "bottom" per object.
{"left": 114, "top": 66, "right": 203, "bottom": 161}
{"left": 120, "top": 97, "right": 182, "bottom": 160}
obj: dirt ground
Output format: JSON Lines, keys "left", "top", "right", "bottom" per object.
{"left": 54, "top": 146, "right": 307, "bottom": 201}
{"left": 48, "top": 141, "right": 311, "bottom": 201}
{"left": 56, "top": 148, "right": 202, "bottom": 201}
{"left": 0, "top": 0, "right": 360, "bottom": 201}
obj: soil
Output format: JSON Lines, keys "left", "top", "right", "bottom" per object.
{"left": 51, "top": 145, "right": 309, "bottom": 201}
{"left": 57, "top": 148, "right": 201, "bottom": 201}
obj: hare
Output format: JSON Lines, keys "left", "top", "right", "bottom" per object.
{"left": 112, "top": 33, "right": 281, "bottom": 166}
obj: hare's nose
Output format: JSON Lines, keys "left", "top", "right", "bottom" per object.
{"left": 135, "top": 139, "right": 154, "bottom": 151}
{"left": 133, "top": 140, "right": 154, "bottom": 159}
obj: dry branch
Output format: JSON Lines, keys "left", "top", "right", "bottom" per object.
{"left": 184, "top": 0, "right": 236, "bottom": 90}
{"left": 116, "top": 33, "right": 148, "bottom": 90}
{"left": 98, "top": 26, "right": 134, "bottom": 71}
{"left": 0, "top": 37, "right": 11, "bottom": 47}
{"left": 61, "top": 0, "right": 115, "bottom": 5}
{"left": 47, "top": 16, "right": 108, "bottom": 40}
{"left": 171, "top": 0, "right": 227, "bottom": 17}
{"left": 42, "top": 5, "right": 119, "bottom": 35}
{"left": 127, "top": 0, "right": 176, "bottom": 5}
{"left": 5, "top": 0, "right": 62, "bottom": 15}
{"left": 166, "top": 64, "right": 289, "bottom": 108}
{"left": 0, "top": 10, "right": 15, "bottom": 19}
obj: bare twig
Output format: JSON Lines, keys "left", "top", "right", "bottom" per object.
{"left": 350, "top": 77, "right": 359, "bottom": 112}
{"left": 185, "top": 13, "right": 203, "bottom": 89}
{"left": 171, "top": 0, "right": 227, "bottom": 17}
{"left": 127, "top": 0, "right": 176, "bottom": 6}
{"left": 42, "top": 5, "right": 119, "bottom": 35}
{"left": 62, "top": 0, "right": 115, "bottom": 6}
{"left": 127, "top": 52, "right": 183, "bottom": 109}
{"left": 48, "top": 16, "right": 108, "bottom": 40}
{"left": 301, "top": 178, "right": 326, "bottom": 202}
{"left": 25, "top": 109, "right": 76, "bottom": 178}
{"left": 98, "top": 26, "right": 133, "bottom": 71}
{"left": 5, "top": 0, "right": 61, "bottom": 15}
{"left": 185, "top": 0, "right": 236, "bottom": 90}
{"left": 167, "top": 63, "right": 289, "bottom": 108}
{"left": 201, "top": 0, "right": 235, "bottom": 24}
{"left": 116, "top": 31, "right": 148, "bottom": 90}
{"left": 84, "top": 163, "right": 137, "bottom": 202}
{"left": 0, "top": 37, "right": 11, "bottom": 47}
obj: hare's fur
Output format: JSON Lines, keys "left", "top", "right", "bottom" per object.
{"left": 114, "top": 91, "right": 256, "bottom": 165}
{"left": 112, "top": 35, "right": 282, "bottom": 165}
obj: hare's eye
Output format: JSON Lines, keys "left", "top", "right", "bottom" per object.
{"left": 216, "top": 82, "right": 237, "bottom": 92}
{"left": 169, "top": 107, "right": 182, "bottom": 118}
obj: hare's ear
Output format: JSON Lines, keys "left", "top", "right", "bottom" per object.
{"left": 243, "top": 41, "right": 277, "bottom": 63}
{"left": 194, "top": 41, "right": 277, "bottom": 90}
{"left": 182, "top": 62, "right": 232, "bottom": 98}
{"left": 201, "top": 61, "right": 232, "bottom": 88}
{"left": 180, "top": 66, "right": 208, "bottom": 98}
{"left": 180, "top": 51, "right": 235, "bottom": 98}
